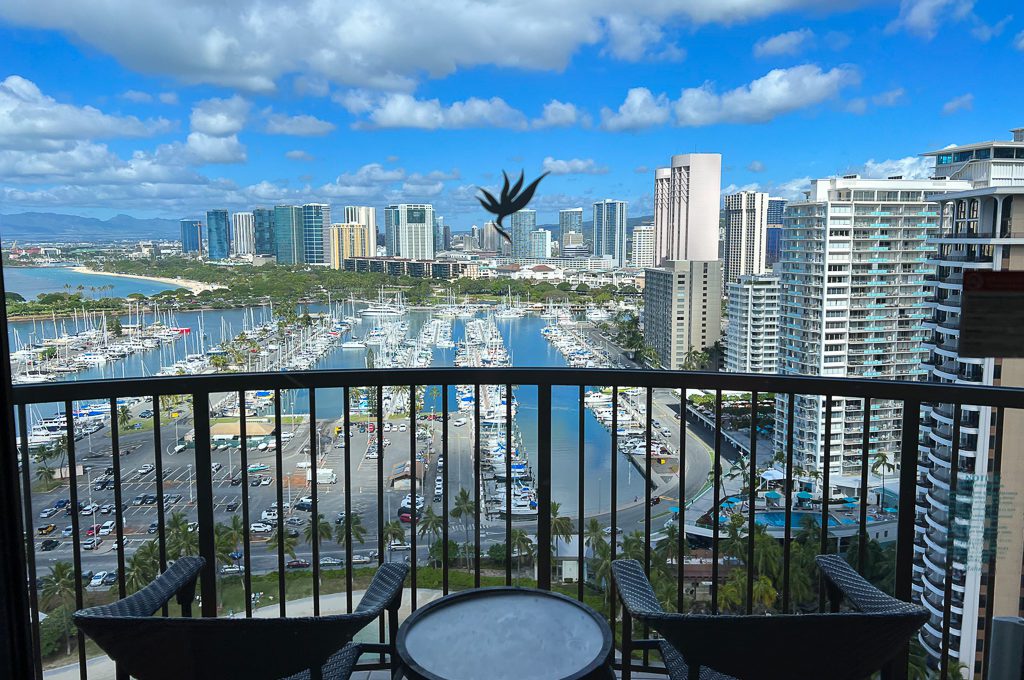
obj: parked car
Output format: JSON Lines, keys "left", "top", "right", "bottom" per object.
{"left": 38, "top": 507, "right": 59, "bottom": 519}
{"left": 249, "top": 522, "right": 272, "bottom": 533}
{"left": 89, "top": 571, "right": 108, "bottom": 587}
{"left": 102, "top": 571, "right": 118, "bottom": 586}
{"left": 259, "top": 476, "right": 272, "bottom": 486}
{"left": 143, "top": 494, "right": 157, "bottom": 505}
{"left": 211, "top": 462, "right": 223, "bottom": 473}
{"left": 99, "top": 520, "right": 116, "bottom": 536}
{"left": 247, "top": 463, "right": 269, "bottom": 473}
{"left": 53, "top": 498, "right": 69, "bottom": 509}
{"left": 99, "top": 503, "right": 115, "bottom": 515}
{"left": 85, "top": 524, "right": 102, "bottom": 537}
{"left": 137, "top": 464, "right": 155, "bottom": 476}
{"left": 139, "top": 410, "right": 153, "bottom": 419}
{"left": 220, "top": 564, "right": 244, "bottom": 575}
{"left": 261, "top": 509, "right": 278, "bottom": 522}
{"left": 148, "top": 521, "right": 159, "bottom": 534}
{"left": 351, "top": 554, "right": 372, "bottom": 565}
{"left": 319, "top": 556, "right": 343, "bottom": 566}
{"left": 293, "top": 501, "right": 312, "bottom": 512}
{"left": 40, "top": 539, "right": 60, "bottom": 552}
{"left": 388, "top": 541, "right": 412, "bottom": 552}
{"left": 132, "top": 495, "right": 146, "bottom": 506}
{"left": 226, "top": 501, "right": 240, "bottom": 512}
{"left": 82, "top": 537, "right": 103, "bottom": 550}
{"left": 286, "top": 559, "right": 311, "bottom": 569}
{"left": 285, "top": 517, "right": 305, "bottom": 527}
{"left": 61, "top": 525, "right": 74, "bottom": 538}
{"left": 37, "top": 523, "right": 56, "bottom": 536}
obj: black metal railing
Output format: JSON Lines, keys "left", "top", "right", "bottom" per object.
{"left": 9, "top": 368, "right": 1024, "bottom": 679}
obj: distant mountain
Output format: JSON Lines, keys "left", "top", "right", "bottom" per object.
{"left": 0, "top": 212, "right": 181, "bottom": 243}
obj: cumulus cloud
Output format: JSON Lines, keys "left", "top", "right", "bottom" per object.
{"left": 747, "top": 160, "right": 765, "bottom": 172}
{"left": 120, "top": 90, "right": 152, "bottom": 103}
{"left": 541, "top": 157, "right": 608, "bottom": 175}
{"left": 600, "top": 87, "right": 670, "bottom": 131}
{"left": 753, "top": 29, "right": 814, "bottom": 57}
{"left": 887, "top": 0, "right": 976, "bottom": 39}
{"left": 532, "top": 100, "right": 585, "bottom": 129}
{"left": 860, "top": 156, "right": 934, "bottom": 179}
{"left": 1016, "top": 30, "right": 1024, "bottom": 49}
{"left": 674, "top": 64, "right": 860, "bottom": 126}
{"left": 285, "top": 150, "right": 314, "bottom": 161}
{"left": 356, "top": 94, "right": 526, "bottom": 130}
{"left": 158, "top": 92, "right": 179, "bottom": 105}
{"left": 189, "top": 95, "right": 249, "bottom": 136}
{"left": 184, "top": 132, "right": 246, "bottom": 164}
{"left": 603, "top": 15, "right": 685, "bottom": 62}
{"left": 873, "top": 88, "right": 907, "bottom": 106}
{"left": 942, "top": 93, "right": 974, "bottom": 114}
{"left": 264, "top": 112, "right": 336, "bottom": 136}
{"left": 0, "top": 75, "right": 172, "bottom": 150}
{"left": 970, "top": 14, "right": 1012, "bottom": 41}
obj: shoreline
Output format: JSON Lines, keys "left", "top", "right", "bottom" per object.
{"left": 67, "top": 266, "right": 224, "bottom": 295}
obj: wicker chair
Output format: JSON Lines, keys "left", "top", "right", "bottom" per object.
{"left": 611, "top": 555, "right": 928, "bottom": 680}
{"left": 74, "top": 557, "right": 408, "bottom": 680}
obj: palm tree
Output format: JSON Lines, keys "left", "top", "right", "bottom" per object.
{"left": 584, "top": 517, "right": 606, "bottom": 551}
{"left": 681, "top": 347, "right": 709, "bottom": 371}
{"left": 620, "top": 531, "right": 645, "bottom": 561}
{"left": 40, "top": 561, "right": 77, "bottom": 655}
{"left": 549, "top": 501, "right": 573, "bottom": 562}
{"left": 166, "top": 511, "right": 198, "bottom": 559}
{"left": 124, "top": 540, "right": 160, "bottom": 594}
{"left": 451, "top": 487, "right": 476, "bottom": 568}
{"left": 656, "top": 522, "right": 686, "bottom": 566}
{"left": 117, "top": 404, "right": 132, "bottom": 432}
{"left": 267, "top": 527, "right": 298, "bottom": 561}
{"left": 304, "top": 513, "right": 332, "bottom": 546}
{"left": 34, "top": 464, "right": 56, "bottom": 490}
{"left": 335, "top": 512, "right": 367, "bottom": 548}
{"left": 382, "top": 521, "right": 406, "bottom": 563}
{"left": 417, "top": 507, "right": 444, "bottom": 565}
{"left": 751, "top": 574, "right": 778, "bottom": 612}
{"left": 509, "top": 529, "right": 534, "bottom": 585}
{"left": 871, "top": 451, "right": 895, "bottom": 507}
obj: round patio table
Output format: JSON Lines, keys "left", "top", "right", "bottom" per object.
{"left": 396, "top": 587, "right": 613, "bottom": 680}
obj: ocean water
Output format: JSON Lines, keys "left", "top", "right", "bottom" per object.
{"left": 3, "top": 266, "right": 178, "bottom": 300}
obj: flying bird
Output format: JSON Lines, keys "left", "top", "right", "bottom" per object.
{"left": 477, "top": 170, "right": 549, "bottom": 244}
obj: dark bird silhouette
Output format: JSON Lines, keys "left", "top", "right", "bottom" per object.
{"left": 477, "top": 170, "right": 549, "bottom": 244}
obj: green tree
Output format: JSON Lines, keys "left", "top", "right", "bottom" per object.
{"left": 304, "top": 513, "right": 332, "bottom": 546}
{"left": 336, "top": 512, "right": 367, "bottom": 547}
{"left": 418, "top": 506, "right": 444, "bottom": 565}
{"left": 382, "top": 521, "right": 406, "bottom": 562}
{"left": 117, "top": 404, "right": 132, "bottom": 432}
{"left": 124, "top": 540, "right": 160, "bottom": 594}
{"left": 549, "top": 501, "right": 573, "bottom": 562}
{"left": 107, "top": 314, "right": 123, "bottom": 337}
{"left": 40, "top": 561, "right": 77, "bottom": 655}
{"left": 510, "top": 529, "right": 534, "bottom": 585}
{"left": 451, "top": 487, "right": 476, "bottom": 569}
{"left": 871, "top": 451, "right": 895, "bottom": 507}
{"left": 584, "top": 517, "right": 606, "bottom": 551}
{"left": 267, "top": 527, "right": 299, "bottom": 560}
{"left": 166, "top": 511, "right": 198, "bottom": 559}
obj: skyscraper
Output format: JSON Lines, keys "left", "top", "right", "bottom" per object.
{"left": 179, "top": 219, "right": 202, "bottom": 255}
{"left": 274, "top": 205, "right": 303, "bottom": 265}
{"left": 558, "top": 208, "right": 583, "bottom": 245}
{"left": 231, "top": 212, "right": 255, "bottom": 256}
{"left": 528, "top": 229, "right": 552, "bottom": 258}
{"left": 385, "top": 204, "right": 435, "bottom": 259}
{"left": 561, "top": 231, "right": 588, "bottom": 258}
{"left": 302, "top": 203, "right": 330, "bottom": 264}
{"left": 723, "top": 190, "right": 769, "bottom": 284}
{"left": 509, "top": 209, "right": 536, "bottom": 259}
{"left": 252, "top": 208, "right": 276, "bottom": 256}
{"left": 724, "top": 274, "right": 779, "bottom": 373}
{"left": 631, "top": 225, "right": 655, "bottom": 269}
{"left": 327, "top": 223, "right": 371, "bottom": 267}
{"left": 433, "top": 215, "right": 446, "bottom": 253}
{"left": 767, "top": 197, "right": 786, "bottom": 227}
{"left": 643, "top": 260, "right": 722, "bottom": 369}
{"left": 481, "top": 221, "right": 509, "bottom": 254}
{"left": 653, "top": 154, "right": 721, "bottom": 267}
{"left": 593, "top": 199, "right": 627, "bottom": 267}
{"left": 205, "top": 209, "right": 230, "bottom": 260}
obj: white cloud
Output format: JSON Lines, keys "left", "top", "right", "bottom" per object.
{"left": 285, "top": 150, "right": 314, "bottom": 161}
{"left": 333, "top": 89, "right": 376, "bottom": 114}
{"left": 293, "top": 75, "right": 330, "bottom": 97}
{"left": 747, "top": 160, "right": 765, "bottom": 172}
{"left": 120, "top": 90, "right": 152, "bottom": 103}
{"left": 189, "top": 96, "right": 249, "bottom": 136}
{"left": 532, "top": 100, "right": 585, "bottom": 129}
{"left": 184, "top": 132, "right": 246, "bottom": 164}
{"left": 600, "top": 87, "right": 670, "bottom": 131}
{"left": 942, "top": 93, "right": 974, "bottom": 115}
{"left": 158, "top": 92, "right": 179, "bottom": 105}
{"left": 873, "top": 88, "right": 906, "bottom": 106}
{"left": 860, "top": 156, "right": 934, "bottom": 179}
{"left": 1016, "top": 29, "right": 1024, "bottom": 49}
{"left": 846, "top": 98, "right": 868, "bottom": 115}
{"left": 265, "top": 112, "right": 336, "bottom": 136}
{"left": 0, "top": 2, "right": 846, "bottom": 92}
{"left": 541, "top": 157, "right": 608, "bottom": 175}
{"left": 357, "top": 94, "right": 526, "bottom": 130}
{"left": 970, "top": 15, "right": 1012, "bottom": 41}
{"left": 753, "top": 28, "right": 814, "bottom": 57}
{"left": 0, "top": 75, "right": 171, "bottom": 150}
{"left": 674, "top": 64, "right": 860, "bottom": 126}
{"left": 887, "top": 0, "right": 976, "bottom": 39}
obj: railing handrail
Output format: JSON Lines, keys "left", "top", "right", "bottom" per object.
{"left": 11, "top": 367, "right": 1024, "bottom": 409}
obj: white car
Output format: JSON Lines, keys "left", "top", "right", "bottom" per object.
{"left": 249, "top": 522, "right": 273, "bottom": 533}
{"left": 137, "top": 464, "right": 155, "bottom": 476}
{"left": 388, "top": 541, "right": 412, "bottom": 551}
{"left": 398, "top": 424, "right": 407, "bottom": 432}
{"left": 453, "top": 418, "right": 467, "bottom": 427}
{"left": 319, "top": 556, "right": 343, "bottom": 566}
{"left": 261, "top": 509, "right": 278, "bottom": 521}
{"left": 80, "top": 503, "right": 99, "bottom": 516}
{"left": 220, "top": 564, "right": 244, "bottom": 575}
{"left": 39, "top": 507, "right": 59, "bottom": 519}
{"left": 89, "top": 571, "right": 108, "bottom": 587}
{"left": 99, "top": 520, "right": 116, "bottom": 536}
{"left": 351, "top": 554, "right": 372, "bottom": 564}
{"left": 259, "top": 476, "right": 273, "bottom": 486}
{"left": 402, "top": 494, "right": 425, "bottom": 510}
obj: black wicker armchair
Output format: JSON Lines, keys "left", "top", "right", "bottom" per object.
{"left": 611, "top": 555, "right": 928, "bottom": 680}
{"left": 74, "top": 557, "right": 408, "bottom": 680}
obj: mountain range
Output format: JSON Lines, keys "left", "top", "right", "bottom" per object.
{"left": 0, "top": 212, "right": 181, "bottom": 243}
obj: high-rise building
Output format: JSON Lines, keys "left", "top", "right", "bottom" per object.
{"left": 344, "top": 206, "right": 377, "bottom": 256}
{"left": 643, "top": 260, "right": 722, "bottom": 369}
{"left": 252, "top": 208, "right": 276, "bottom": 256}
{"left": 724, "top": 274, "right": 779, "bottom": 373}
{"left": 231, "top": 212, "right": 255, "bottom": 256}
{"left": 631, "top": 225, "right": 655, "bottom": 269}
{"left": 205, "top": 209, "right": 230, "bottom": 260}
{"left": 912, "top": 128, "right": 1024, "bottom": 671}
{"left": 480, "top": 221, "right": 505, "bottom": 253}
{"left": 179, "top": 219, "right": 202, "bottom": 255}
{"left": 764, "top": 227, "right": 783, "bottom": 266}
{"left": 385, "top": 204, "right": 434, "bottom": 259}
{"left": 561, "top": 231, "right": 589, "bottom": 259}
{"left": 443, "top": 224, "right": 452, "bottom": 252}
{"left": 723, "top": 191, "right": 769, "bottom": 284}
{"left": 326, "top": 223, "right": 371, "bottom": 268}
{"left": 767, "top": 197, "right": 787, "bottom": 227}
{"left": 528, "top": 229, "right": 552, "bottom": 258}
{"left": 302, "top": 203, "right": 330, "bottom": 264}
{"left": 774, "top": 175, "right": 970, "bottom": 485}
{"left": 558, "top": 208, "right": 583, "bottom": 245}
{"left": 509, "top": 210, "right": 536, "bottom": 258}
{"left": 274, "top": 205, "right": 304, "bottom": 265}
{"left": 593, "top": 199, "right": 627, "bottom": 267}
{"left": 433, "top": 215, "right": 446, "bottom": 253}
{"left": 653, "top": 154, "right": 722, "bottom": 267}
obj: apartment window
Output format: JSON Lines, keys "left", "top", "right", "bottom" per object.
{"left": 853, "top": 190, "right": 875, "bottom": 201}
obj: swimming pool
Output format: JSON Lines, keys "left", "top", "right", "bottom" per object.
{"left": 753, "top": 511, "right": 879, "bottom": 528}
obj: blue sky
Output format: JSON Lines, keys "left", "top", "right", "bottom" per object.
{"left": 0, "top": 0, "right": 1021, "bottom": 228}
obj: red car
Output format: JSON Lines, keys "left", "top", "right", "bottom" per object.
{"left": 285, "top": 559, "right": 311, "bottom": 569}
{"left": 85, "top": 524, "right": 102, "bottom": 537}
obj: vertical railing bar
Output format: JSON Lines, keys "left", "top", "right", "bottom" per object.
{"left": 505, "top": 383, "right": 512, "bottom": 587}
{"left": 677, "top": 389, "right": 686, "bottom": 612}
{"left": 238, "top": 390, "right": 252, "bottom": 618}
{"left": 711, "top": 389, "right": 722, "bottom": 615}
{"left": 610, "top": 384, "right": 618, "bottom": 642}
{"left": 152, "top": 395, "right": 168, "bottom": 618}
{"left": 343, "top": 387, "right": 353, "bottom": 614}
{"left": 577, "top": 385, "right": 585, "bottom": 603}
{"left": 441, "top": 385, "right": 449, "bottom": 596}
{"left": 745, "top": 391, "right": 758, "bottom": 616}
{"left": 273, "top": 389, "right": 286, "bottom": 616}
{"left": 642, "top": 386, "right": 653, "bottom": 668}
{"left": 536, "top": 384, "right": 552, "bottom": 591}
{"left": 17, "top": 404, "right": 42, "bottom": 679}
{"left": 980, "top": 406, "right": 1004, "bottom": 680}
{"left": 819, "top": 394, "right": 833, "bottom": 612}
{"left": 409, "top": 384, "right": 417, "bottom": 610}
{"left": 192, "top": 391, "right": 217, "bottom": 618}
{"left": 940, "top": 403, "right": 962, "bottom": 680}
{"left": 375, "top": 385, "right": 384, "bottom": 662}
{"left": 62, "top": 400, "right": 86, "bottom": 679}
{"left": 309, "top": 388, "right": 320, "bottom": 616}
{"left": 859, "top": 398, "right": 871, "bottom": 575}
{"left": 782, "top": 393, "right": 795, "bottom": 613}
{"left": 109, "top": 397, "right": 126, "bottom": 599}
{"left": 893, "top": 398, "right": 922, "bottom": 680}
{"left": 473, "top": 384, "right": 481, "bottom": 588}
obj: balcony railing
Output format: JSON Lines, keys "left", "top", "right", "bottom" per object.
{"left": 6, "top": 368, "right": 1024, "bottom": 680}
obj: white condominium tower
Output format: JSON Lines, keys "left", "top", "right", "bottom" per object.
{"left": 231, "top": 211, "right": 255, "bottom": 256}
{"left": 344, "top": 206, "right": 377, "bottom": 254}
{"left": 384, "top": 204, "right": 435, "bottom": 260}
{"left": 914, "top": 128, "right": 1024, "bottom": 673}
{"left": 643, "top": 260, "right": 723, "bottom": 369}
{"left": 593, "top": 199, "right": 628, "bottom": 267}
{"left": 775, "top": 176, "right": 969, "bottom": 478}
{"left": 528, "top": 229, "right": 552, "bottom": 258}
{"left": 631, "top": 225, "right": 655, "bottom": 269}
{"left": 724, "top": 274, "right": 779, "bottom": 373}
{"left": 724, "top": 191, "right": 769, "bottom": 284}
{"left": 653, "top": 154, "right": 721, "bottom": 267}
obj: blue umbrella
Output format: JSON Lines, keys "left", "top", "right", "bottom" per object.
{"left": 842, "top": 496, "right": 858, "bottom": 503}
{"left": 765, "top": 491, "right": 782, "bottom": 500}
{"left": 883, "top": 507, "right": 898, "bottom": 513}
{"left": 796, "top": 491, "right": 813, "bottom": 499}
{"left": 669, "top": 506, "right": 680, "bottom": 513}
{"left": 843, "top": 502, "right": 856, "bottom": 509}
{"left": 721, "top": 500, "right": 737, "bottom": 508}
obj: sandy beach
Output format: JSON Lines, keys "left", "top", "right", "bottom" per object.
{"left": 68, "top": 266, "right": 224, "bottom": 295}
